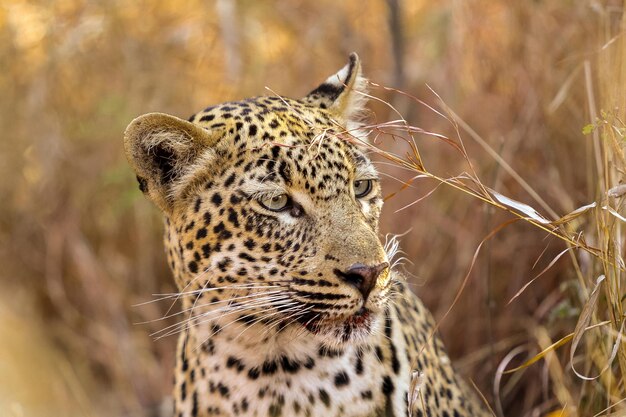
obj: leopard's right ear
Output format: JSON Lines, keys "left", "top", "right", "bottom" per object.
{"left": 303, "top": 53, "right": 368, "bottom": 128}
{"left": 124, "top": 113, "right": 225, "bottom": 213}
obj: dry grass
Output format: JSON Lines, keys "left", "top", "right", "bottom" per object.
{"left": 362, "top": 74, "right": 626, "bottom": 415}
{"left": 1, "top": 1, "right": 625, "bottom": 416}
{"left": 359, "top": 5, "right": 626, "bottom": 413}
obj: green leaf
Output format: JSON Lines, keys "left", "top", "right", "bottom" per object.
{"left": 582, "top": 124, "right": 595, "bottom": 135}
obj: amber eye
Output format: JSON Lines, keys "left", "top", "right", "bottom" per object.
{"left": 259, "top": 194, "right": 290, "bottom": 211}
{"left": 353, "top": 179, "right": 373, "bottom": 198}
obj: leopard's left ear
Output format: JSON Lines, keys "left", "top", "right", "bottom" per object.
{"left": 303, "top": 53, "right": 368, "bottom": 128}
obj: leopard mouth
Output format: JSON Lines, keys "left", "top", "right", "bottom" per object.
{"left": 344, "top": 307, "right": 372, "bottom": 327}
{"left": 296, "top": 307, "right": 374, "bottom": 337}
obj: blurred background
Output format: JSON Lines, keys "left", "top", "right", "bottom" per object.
{"left": 1, "top": 0, "right": 625, "bottom": 416}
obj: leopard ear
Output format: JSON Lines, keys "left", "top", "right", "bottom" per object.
{"left": 303, "top": 53, "right": 368, "bottom": 129}
{"left": 124, "top": 113, "right": 224, "bottom": 213}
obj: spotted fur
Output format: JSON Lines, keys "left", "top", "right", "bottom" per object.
{"left": 124, "top": 54, "right": 489, "bottom": 417}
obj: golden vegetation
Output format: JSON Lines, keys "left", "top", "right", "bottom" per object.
{"left": 0, "top": 0, "right": 625, "bottom": 416}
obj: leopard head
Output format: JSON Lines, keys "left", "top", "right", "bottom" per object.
{"left": 124, "top": 54, "right": 393, "bottom": 348}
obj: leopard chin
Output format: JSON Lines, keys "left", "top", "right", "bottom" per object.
{"left": 296, "top": 307, "right": 380, "bottom": 347}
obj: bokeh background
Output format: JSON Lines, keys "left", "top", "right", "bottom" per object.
{"left": 1, "top": 1, "right": 625, "bottom": 416}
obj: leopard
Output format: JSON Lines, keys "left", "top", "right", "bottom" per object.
{"left": 124, "top": 53, "right": 490, "bottom": 417}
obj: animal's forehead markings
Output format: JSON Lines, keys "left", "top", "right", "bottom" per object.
{"left": 194, "top": 97, "right": 335, "bottom": 140}
{"left": 197, "top": 96, "right": 319, "bottom": 120}
{"left": 185, "top": 91, "right": 380, "bottom": 204}
{"left": 193, "top": 96, "right": 375, "bottom": 187}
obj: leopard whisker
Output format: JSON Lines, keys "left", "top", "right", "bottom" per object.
{"left": 156, "top": 300, "right": 294, "bottom": 342}
{"left": 289, "top": 311, "right": 322, "bottom": 342}
{"left": 383, "top": 232, "right": 409, "bottom": 270}
{"left": 162, "top": 267, "right": 213, "bottom": 317}
{"left": 151, "top": 295, "right": 292, "bottom": 339}
{"left": 208, "top": 292, "right": 296, "bottom": 330}
{"left": 233, "top": 304, "right": 312, "bottom": 342}
{"left": 269, "top": 306, "right": 314, "bottom": 334}
{"left": 148, "top": 283, "right": 283, "bottom": 299}
{"left": 193, "top": 301, "right": 301, "bottom": 350}
{"left": 377, "top": 325, "right": 394, "bottom": 343}
{"left": 188, "top": 278, "right": 267, "bottom": 329}
{"left": 256, "top": 304, "right": 313, "bottom": 340}
{"left": 136, "top": 290, "right": 285, "bottom": 324}
{"left": 144, "top": 280, "right": 293, "bottom": 307}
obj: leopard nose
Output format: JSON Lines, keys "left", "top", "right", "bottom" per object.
{"left": 334, "top": 262, "right": 389, "bottom": 299}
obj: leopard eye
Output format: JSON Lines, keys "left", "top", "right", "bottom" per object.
{"left": 353, "top": 179, "right": 373, "bottom": 198}
{"left": 259, "top": 194, "right": 290, "bottom": 211}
